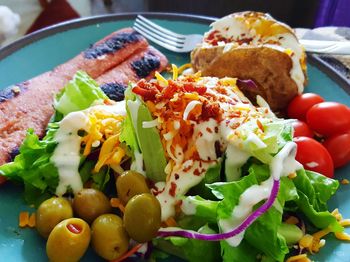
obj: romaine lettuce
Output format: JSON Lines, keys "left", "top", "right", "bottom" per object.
{"left": 0, "top": 125, "right": 59, "bottom": 206}
{"left": 292, "top": 169, "right": 342, "bottom": 232}
{"left": 209, "top": 164, "right": 289, "bottom": 262}
{"left": 54, "top": 71, "right": 107, "bottom": 116}
{"left": 122, "top": 86, "right": 167, "bottom": 182}
{"left": 155, "top": 225, "right": 221, "bottom": 262}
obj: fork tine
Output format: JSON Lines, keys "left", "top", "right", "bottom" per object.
{"left": 133, "top": 25, "right": 183, "bottom": 52}
{"left": 137, "top": 15, "right": 186, "bottom": 40}
{"left": 135, "top": 18, "right": 185, "bottom": 44}
{"left": 133, "top": 24, "right": 184, "bottom": 48}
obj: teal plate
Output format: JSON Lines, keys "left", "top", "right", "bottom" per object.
{"left": 0, "top": 13, "right": 349, "bottom": 262}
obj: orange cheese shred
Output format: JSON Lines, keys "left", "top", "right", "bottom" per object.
{"left": 285, "top": 216, "right": 299, "bottom": 225}
{"left": 177, "top": 63, "right": 192, "bottom": 75}
{"left": 111, "top": 243, "right": 143, "bottom": 262}
{"left": 335, "top": 232, "right": 350, "bottom": 241}
{"left": 110, "top": 198, "right": 125, "bottom": 213}
{"left": 164, "top": 217, "right": 178, "bottom": 227}
{"left": 286, "top": 254, "right": 311, "bottom": 262}
{"left": 19, "top": 211, "right": 29, "bottom": 228}
{"left": 28, "top": 213, "right": 36, "bottom": 228}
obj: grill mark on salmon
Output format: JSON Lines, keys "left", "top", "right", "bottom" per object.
{"left": 9, "top": 147, "right": 19, "bottom": 161}
{"left": 53, "top": 28, "right": 148, "bottom": 80}
{"left": 100, "top": 82, "right": 127, "bottom": 101}
{"left": 0, "top": 82, "right": 28, "bottom": 103}
{"left": 131, "top": 50, "right": 161, "bottom": 78}
{"left": 96, "top": 46, "right": 168, "bottom": 86}
{"left": 84, "top": 30, "right": 144, "bottom": 59}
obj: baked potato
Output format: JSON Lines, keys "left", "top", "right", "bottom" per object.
{"left": 191, "top": 11, "right": 307, "bottom": 114}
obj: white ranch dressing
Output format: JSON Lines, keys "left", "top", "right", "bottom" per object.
{"left": 224, "top": 144, "right": 250, "bottom": 181}
{"left": 193, "top": 119, "right": 220, "bottom": 161}
{"left": 156, "top": 160, "right": 216, "bottom": 221}
{"left": 181, "top": 197, "right": 198, "bottom": 215}
{"left": 53, "top": 111, "right": 88, "bottom": 196}
{"left": 218, "top": 141, "right": 302, "bottom": 247}
{"left": 52, "top": 102, "right": 126, "bottom": 196}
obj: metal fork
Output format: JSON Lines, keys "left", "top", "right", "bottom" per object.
{"left": 133, "top": 15, "right": 203, "bottom": 53}
{"left": 133, "top": 15, "right": 350, "bottom": 55}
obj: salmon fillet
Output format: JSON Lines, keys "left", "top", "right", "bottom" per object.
{"left": 54, "top": 28, "right": 149, "bottom": 80}
{"left": 0, "top": 72, "right": 67, "bottom": 164}
{"left": 97, "top": 46, "right": 169, "bottom": 85}
{"left": 0, "top": 28, "right": 167, "bottom": 165}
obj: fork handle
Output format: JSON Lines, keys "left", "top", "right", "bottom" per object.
{"left": 300, "top": 39, "right": 350, "bottom": 55}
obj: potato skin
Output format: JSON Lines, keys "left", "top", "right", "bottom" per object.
{"left": 191, "top": 45, "right": 307, "bottom": 114}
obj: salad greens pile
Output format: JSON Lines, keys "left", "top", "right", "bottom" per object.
{"left": 160, "top": 166, "right": 340, "bottom": 262}
{"left": 0, "top": 71, "right": 343, "bottom": 261}
{"left": 0, "top": 72, "right": 110, "bottom": 206}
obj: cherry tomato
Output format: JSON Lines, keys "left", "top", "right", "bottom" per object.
{"left": 306, "top": 102, "right": 350, "bottom": 137}
{"left": 292, "top": 120, "right": 314, "bottom": 138}
{"left": 0, "top": 175, "right": 6, "bottom": 185}
{"left": 287, "top": 93, "right": 324, "bottom": 121}
{"left": 294, "top": 136, "right": 334, "bottom": 178}
{"left": 323, "top": 132, "right": 350, "bottom": 168}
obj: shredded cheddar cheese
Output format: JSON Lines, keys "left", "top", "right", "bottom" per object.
{"left": 28, "top": 213, "right": 36, "bottom": 228}
{"left": 19, "top": 211, "right": 36, "bottom": 228}
{"left": 284, "top": 48, "right": 294, "bottom": 56}
{"left": 340, "top": 219, "right": 350, "bottom": 227}
{"left": 177, "top": 63, "right": 192, "bottom": 74}
{"left": 286, "top": 254, "right": 311, "bottom": 262}
{"left": 285, "top": 216, "right": 299, "bottom": 225}
{"left": 335, "top": 232, "right": 350, "bottom": 241}
{"left": 81, "top": 109, "right": 126, "bottom": 173}
{"left": 19, "top": 212, "right": 29, "bottom": 228}
{"left": 110, "top": 198, "right": 125, "bottom": 213}
{"left": 172, "top": 64, "right": 178, "bottom": 80}
{"left": 163, "top": 217, "right": 178, "bottom": 227}
{"left": 155, "top": 71, "right": 168, "bottom": 86}
{"left": 297, "top": 209, "right": 350, "bottom": 256}
{"left": 341, "top": 179, "right": 349, "bottom": 185}
{"left": 288, "top": 172, "right": 297, "bottom": 179}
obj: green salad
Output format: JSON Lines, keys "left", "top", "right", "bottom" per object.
{"left": 0, "top": 70, "right": 344, "bottom": 262}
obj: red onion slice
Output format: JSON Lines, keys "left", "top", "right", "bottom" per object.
{"left": 157, "top": 179, "right": 280, "bottom": 241}
{"left": 236, "top": 79, "right": 258, "bottom": 90}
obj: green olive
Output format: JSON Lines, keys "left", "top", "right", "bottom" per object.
{"left": 46, "top": 218, "right": 91, "bottom": 262}
{"left": 116, "top": 170, "right": 149, "bottom": 204}
{"left": 91, "top": 214, "right": 129, "bottom": 260}
{"left": 73, "top": 188, "right": 111, "bottom": 224}
{"left": 36, "top": 197, "right": 73, "bottom": 238}
{"left": 123, "top": 193, "right": 161, "bottom": 243}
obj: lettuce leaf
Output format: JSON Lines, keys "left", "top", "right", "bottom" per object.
{"left": 181, "top": 195, "right": 218, "bottom": 224}
{"left": 209, "top": 164, "right": 289, "bottom": 262}
{"left": 157, "top": 225, "right": 221, "bottom": 262}
{"left": 236, "top": 119, "right": 293, "bottom": 164}
{"left": 123, "top": 86, "right": 167, "bottom": 182}
{"left": 221, "top": 239, "right": 259, "bottom": 262}
{"left": 292, "top": 169, "right": 342, "bottom": 232}
{"left": 78, "top": 160, "right": 110, "bottom": 191}
{"left": 0, "top": 125, "right": 59, "bottom": 206}
{"left": 54, "top": 71, "right": 107, "bottom": 116}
